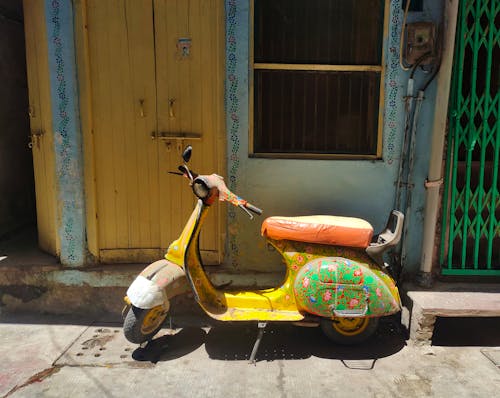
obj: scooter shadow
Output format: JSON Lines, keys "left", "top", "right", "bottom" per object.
{"left": 133, "top": 316, "right": 406, "bottom": 365}
{"left": 132, "top": 327, "right": 208, "bottom": 363}
{"left": 205, "top": 316, "right": 406, "bottom": 363}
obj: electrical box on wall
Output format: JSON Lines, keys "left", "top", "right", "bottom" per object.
{"left": 404, "top": 22, "right": 436, "bottom": 66}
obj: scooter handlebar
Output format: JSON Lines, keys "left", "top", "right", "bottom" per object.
{"left": 245, "top": 202, "right": 263, "bottom": 216}
{"left": 193, "top": 174, "right": 263, "bottom": 218}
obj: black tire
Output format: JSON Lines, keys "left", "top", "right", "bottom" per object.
{"left": 123, "top": 305, "right": 167, "bottom": 344}
{"left": 320, "top": 317, "right": 379, "bottom": 345}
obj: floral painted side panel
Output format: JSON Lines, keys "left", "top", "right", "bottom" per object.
{"left": 268, "top": 239, "right": 400, "bottom": 318}
{"left": 293, "top": 257, "right": 400, "bottom": 318}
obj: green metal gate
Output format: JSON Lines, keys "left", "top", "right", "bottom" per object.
{"left": 440, "top": 0, "right": 499, "bottom": 275}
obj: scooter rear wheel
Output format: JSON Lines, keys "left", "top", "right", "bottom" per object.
{"left": 320, "top": 317, "right": 379, "bottom": 345}
{"left": 123, "top": 305, "right": 167, "bottom": 344}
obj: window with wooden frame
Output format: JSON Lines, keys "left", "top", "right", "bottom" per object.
{"left": 250, "top": 0, "right": 388, "bottom": 159}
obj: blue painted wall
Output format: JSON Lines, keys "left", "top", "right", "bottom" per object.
{"left": 225, "top": 0, "right": 444, "bottom": 275}
{"left": 40, "top": 0, "right": 444, "bottom": 275}
{"left": 45, "top": 0, "right": 86, "bottom": 267}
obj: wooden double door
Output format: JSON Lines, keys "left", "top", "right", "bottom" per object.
{"left": 84, "top": 0, "right": 225, "bottom": 263}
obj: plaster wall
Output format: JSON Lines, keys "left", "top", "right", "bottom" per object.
{"left": 0, "top": 0, "right": 36, "bottom": 238}
{"left": 224, "top": 0, "right": 444, "bottom": 275}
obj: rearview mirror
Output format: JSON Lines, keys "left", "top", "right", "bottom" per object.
{"left": 182, "top": 145, "right": 192, "bottom": 163}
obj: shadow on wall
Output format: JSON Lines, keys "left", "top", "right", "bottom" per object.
{"left": 0, "top": 0, "right": 36, "bottom": 239}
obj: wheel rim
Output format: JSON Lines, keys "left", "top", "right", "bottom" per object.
{"left": 332, "top": 317, "right": 369, "bottom": 336}
{"left": 140, "top": 306, "right": 167, "bottom": 334}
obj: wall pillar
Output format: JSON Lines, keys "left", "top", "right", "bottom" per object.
{"left": 44, "top": 0, "right": 86, "bottom": 266}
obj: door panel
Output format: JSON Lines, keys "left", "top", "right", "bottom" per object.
{"left": 23, "top": 0, "right": 59, "bottom": 255}
{"left": 87, "top": 0, "right": 160, "bottom": 256}
{"left": 154, "top": 0, "right": 223, "bottom": 261}
{"left": 87, "top": 0, "right": 224, "bottom": 263}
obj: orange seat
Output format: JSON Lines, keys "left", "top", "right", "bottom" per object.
{"left": 261, "top": 215, "right": 374, "bottom": 248}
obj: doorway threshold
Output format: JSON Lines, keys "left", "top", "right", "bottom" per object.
{"left": 0, "top": 226, "right": 59, "bottom": 269}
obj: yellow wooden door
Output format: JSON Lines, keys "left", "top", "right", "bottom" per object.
{"left": 86, "top": 0, "right": 224, "bottom": 263}
{"left": 23, "top": 0, "right": 59, "bottom": 255}
{"left": 154, "top": 0, "right": 224, "bottom": 264}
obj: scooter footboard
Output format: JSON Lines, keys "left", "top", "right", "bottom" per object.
{"left": 293, "top": 257, "right": 400, "bottom": 318}
{"left": 126, "top": 259, "right": 190, "bottom": 309}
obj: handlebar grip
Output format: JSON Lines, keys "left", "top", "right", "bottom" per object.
{"left": 245, "top": 202, "right": 263, "bottom": 215}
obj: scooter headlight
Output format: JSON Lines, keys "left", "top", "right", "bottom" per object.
{"left": 193, "top": 179, "right": 210, "bottom": 199}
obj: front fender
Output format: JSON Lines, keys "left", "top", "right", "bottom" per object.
{"left": 126, "top": 259, "right": 190, "bottom": 309}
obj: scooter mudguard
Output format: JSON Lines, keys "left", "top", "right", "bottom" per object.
{"left": 126, "top": 259, "right": 190, "bottom": 310}
{"left": 293, "top": 257, "right": 400, "bottom": 318}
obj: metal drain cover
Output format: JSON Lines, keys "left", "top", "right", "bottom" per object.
{"left": 481, "top": 349, "right": 500, "bottom": 368}
{"left": 55, "top": 325, "right": 151, "bottom": 367}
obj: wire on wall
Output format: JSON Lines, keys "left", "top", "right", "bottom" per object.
{"left": 399, "top": 0, "right": 412, "bottom": 71}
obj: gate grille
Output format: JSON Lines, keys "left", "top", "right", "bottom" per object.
{"left": 440, "top": 0, "right": 500, "bottom": 275}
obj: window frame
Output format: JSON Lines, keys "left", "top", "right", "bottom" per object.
{"left": 249, "top": 0, "right": 390, "bottom": 160}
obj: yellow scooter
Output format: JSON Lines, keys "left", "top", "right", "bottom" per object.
{"left": 123, "top": 147, "right": 404, "bottom": 361}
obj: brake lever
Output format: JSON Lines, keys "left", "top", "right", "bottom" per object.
{"left": 168, "top": 171, "right": 184, "bottom": 176}
{"left": 238, "top": 204, "right": 254, "bottom": 220}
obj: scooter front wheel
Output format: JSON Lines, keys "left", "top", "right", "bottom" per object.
{"left": 123, "top": 305, "right": 168, "bottom": 344}
{"left": 320, "top": 317, "right": 379, "bottom": 345}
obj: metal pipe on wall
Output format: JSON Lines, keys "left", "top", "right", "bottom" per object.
{"left": 418, "top": 0, "right": 459, "bottom": 286}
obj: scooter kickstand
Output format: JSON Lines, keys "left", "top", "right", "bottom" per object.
{"left": 249, "top": 322, "right": 267, "bottom": 365}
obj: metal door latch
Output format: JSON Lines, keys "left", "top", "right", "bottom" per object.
{"left": 28, "top": 130, "right": 44, "bottom": 149}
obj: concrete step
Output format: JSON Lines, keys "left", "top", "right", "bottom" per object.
{"left": 0, "top": 262, "right": 284, "bottom": 317}
{"left": 403, "top": 282, "right": 500, "bottom": 345}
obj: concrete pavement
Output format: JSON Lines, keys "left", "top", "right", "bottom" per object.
{"left": 1, "top": 314, "right": 499, "bottom": 398}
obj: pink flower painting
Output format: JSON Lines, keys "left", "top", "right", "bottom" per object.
{"left": 349, "top": 298, "right": 360, "bottom": 308}
{"left": 302, "top": 277, "right": 310, "bottom": 288}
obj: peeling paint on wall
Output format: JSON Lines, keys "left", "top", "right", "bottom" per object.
{"left": 49, "top": 270, "right": 134, "bottom": 288}
{"left": 0, "top": 285, "right": 48, "bottom": 305}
